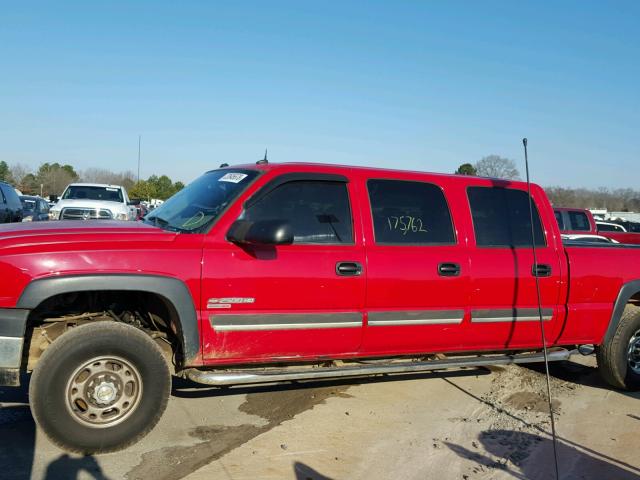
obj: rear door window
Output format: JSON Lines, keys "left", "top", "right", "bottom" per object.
{"left": 568, "top": 211, "right": 590, "bottom": 231}
{"left": 367, "top": 179, "right": 455, "bottom": 245}
{"left": 554, "top": 211, "right": 565, "bottom": 230}
{"left": 467, "top": 186, "right": 545, "bottom": 247}
{"left": 242, "top": 180, "right": 353, "bottom": 244}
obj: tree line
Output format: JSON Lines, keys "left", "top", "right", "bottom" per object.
{"left": 0, "top": 161, "right": 184, "bottom": 201}
{"left": 457, "top": 155, "right": 640, "bottom": 211}
{"left": 3, "top": 157, "right": 637, "bottom": 210}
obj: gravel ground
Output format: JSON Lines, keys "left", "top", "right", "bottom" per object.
{"left": 1, "top": 354, "right": 638, "bottom": 480}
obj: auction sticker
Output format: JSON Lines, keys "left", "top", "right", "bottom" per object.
{"left": 219, "top": 173, "right": 248, "bottom": 183}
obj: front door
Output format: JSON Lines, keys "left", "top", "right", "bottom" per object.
{"left": 201, "top": 173, "right": 366, "bottom": 363}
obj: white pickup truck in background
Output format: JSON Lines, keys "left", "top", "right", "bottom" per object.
{"left": 49, "top": 183, "right": 136, "bottom": 221}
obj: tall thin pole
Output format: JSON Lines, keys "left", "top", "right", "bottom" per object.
{"left": 137, "top": 135, "right": 142, "bottom": 183}
{"left": 523, "top": 138, "right": 560, "bottom": 479}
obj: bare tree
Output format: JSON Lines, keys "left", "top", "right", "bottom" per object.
{"left": 474, "top": 155, "right": 521, "bottom": 180}
{"left": 9, "top": 163, "right": 31, "bottom": 187}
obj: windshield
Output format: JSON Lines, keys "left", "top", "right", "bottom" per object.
{"left": 20, "top": 198, "right": 37, "bottom": 212}
{"left": 62, "top": 186, "right": 124, "bottom": 203}
{"left": 144, "top": 169, "right": 259, "bottom": 233}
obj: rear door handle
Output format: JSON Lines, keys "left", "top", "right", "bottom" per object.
{"left": 438, "top": 263, "right": 461, "bottom": 277}
{"left": 336, "top": 261, "right": 363, "bottom": 276}
{"left": 532, "top": 264, "right": 552, "bottom": 277}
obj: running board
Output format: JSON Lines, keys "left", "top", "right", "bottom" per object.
{"left": 186, "top": 348, "right": 572, "bottom": 386}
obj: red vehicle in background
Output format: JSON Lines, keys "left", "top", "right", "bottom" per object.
{"left": 554, "top": 207, "right": 640, "bottom": 244}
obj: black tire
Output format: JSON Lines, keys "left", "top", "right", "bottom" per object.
{"left": 596, "top": 304, "right": 640, "bottom": 390}
{"left": 29, "top": 321, "right": 170, "bottom": 453}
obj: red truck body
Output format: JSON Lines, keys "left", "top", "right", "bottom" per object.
{"left": 0, "top": 163, "right": 637, "bottom": 363}
{"left": 2, "top": 162, "right": 640, "bottom": 453}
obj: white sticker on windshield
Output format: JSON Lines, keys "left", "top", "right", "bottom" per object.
{"left": 219, "top": 173, "right": 248, "bottom": 183}
{"left": 106, "top": 187, "right": 119, "bottom": 191}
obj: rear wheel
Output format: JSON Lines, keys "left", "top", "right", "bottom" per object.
{"left": 29, "top": 321, "right": 170, "bottom": 453}
{"left": 596, "top": 304, "right": 640, "bottom": 390}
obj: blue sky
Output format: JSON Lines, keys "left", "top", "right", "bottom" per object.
{"left": 1, "top": 1, "right": 638, "bottom": 187}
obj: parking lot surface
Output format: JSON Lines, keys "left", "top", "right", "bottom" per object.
{"left": 1, "top": 355, "right": 638, "bottom": 480}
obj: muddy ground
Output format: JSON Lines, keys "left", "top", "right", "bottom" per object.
{"left": 0, "top": 355, "right": 638, "bottom": 479}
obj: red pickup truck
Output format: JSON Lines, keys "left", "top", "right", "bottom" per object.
{"left": 2, "top": 162, "right": 640, "bottom": 453}
{"left": 554, "top": 206, "right": 640, "bottom": 244}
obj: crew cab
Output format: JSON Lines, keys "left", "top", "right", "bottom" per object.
{"left": 2, "top": 162, "right": 640, "bottom": 453}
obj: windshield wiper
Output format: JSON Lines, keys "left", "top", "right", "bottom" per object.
{"left": 146, "top": 215, "right": 188, "bottom": 233}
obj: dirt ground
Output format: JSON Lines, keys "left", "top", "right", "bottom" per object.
{"left": 1, "top": 354, "right": 638, "bottom": 480}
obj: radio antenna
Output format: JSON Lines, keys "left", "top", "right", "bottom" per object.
{"left": 523, "top": 137, "right": 560, "bottom": 479}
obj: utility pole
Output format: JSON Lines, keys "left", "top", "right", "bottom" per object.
{"left": 137, "top": 135, "right": 142, "bottom": 183}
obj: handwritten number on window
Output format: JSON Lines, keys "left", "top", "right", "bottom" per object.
{"left": 386, "top": 216, "right": 428, "bottom": 235}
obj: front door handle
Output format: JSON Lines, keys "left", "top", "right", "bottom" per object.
{"left": 532, "top": 263, "right": 552, "bottom": 277}
{"left": 336, "top": 261, "right": 363, "bottom": 276}
{"left": 438, "top": 263, "right": 461, "bottom": 277}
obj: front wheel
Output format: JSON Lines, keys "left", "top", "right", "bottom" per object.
{"left": 29, "top": 322, "right": 171, "bottom": 453}
{"left": 596, "top": 304, "right": 640, "bottom": 390}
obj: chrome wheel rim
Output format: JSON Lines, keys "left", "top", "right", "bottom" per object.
{"left": 65, "top": 356, "right": 143, "bottom": 428}
{"left": 628, "top": 329, "right": 640, "bottom": 375}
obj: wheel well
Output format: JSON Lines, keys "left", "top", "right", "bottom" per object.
{"left": 629, "top": 291, "right": 640, "bottom": 306}
{"left": 25, "top": 290, "right": 183, "bottom": 372}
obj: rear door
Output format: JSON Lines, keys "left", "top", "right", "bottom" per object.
{"left": 201, "top": 172, "right": 366, "bottom": 363}
{"left": 466, "top": 185, "right": 564, "bottom": 348}
{"left": 361, "top": 176, "right": 471, "bottom": 355}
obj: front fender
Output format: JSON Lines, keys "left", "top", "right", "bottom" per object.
{"left": 17, "top": 274, "right": 200, "bottom": 365}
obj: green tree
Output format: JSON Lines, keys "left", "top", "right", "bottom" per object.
{"left": 36, "top": 162, "right": 80, "bottom": 196}
{"left": 455, "top": 163, "right": 477, "bottom": 175}
{"left": 0, "top": 161, "right": 10, "bottom": 182}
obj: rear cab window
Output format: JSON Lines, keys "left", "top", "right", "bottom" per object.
{"left": 568, "top": 211, "right": 590, "bottom": 231}
{"left": 367, "top": 179, "right": 456, "bottom": 245}
{"left": 467, "top": 186, "right": 546, "bottom": 247}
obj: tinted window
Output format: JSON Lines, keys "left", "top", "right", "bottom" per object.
{"left": 568, "top": 211, "right": 590, "bottom": 231}
{"left": 367, "top": 179, "right": 455, "bottom": 245}
{"left": 468, "top": 187, "right": 545, "bottom": 247}
{"left": 554, "top": 211, "right": 565, "bottom": 230}
{"left": 242, "top": 181, "right": 353, "bottom": 244}
{"left": 597, "top": 223, "right": 621, "bottom": 232}
{"left": 62, "top": 186, "right": 124, "bottom": 203}
{"left": 0, "top": 186, "right": 6, "bottom": 204}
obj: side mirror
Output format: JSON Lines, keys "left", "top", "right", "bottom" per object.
{"left": 227, "top": 219, "right": 293, "bottom": 246}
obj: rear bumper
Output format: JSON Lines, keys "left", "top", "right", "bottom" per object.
{"left": 0, "top": 308, "right": 30, "bottom": 386}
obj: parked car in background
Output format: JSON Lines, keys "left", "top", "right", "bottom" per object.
{"left": 596, "top": 221, "right": 626, "bottom": 233}
{"left": 49, "top": 183, "right": 136, "bottom": 221}
{"left": 609, "top": 219, "right": 640, "bottom": 233}
{"left": 0, "top": 181, "right": 23, "bottom": 223}
{"left": 554, "top": 207, "right": 598, "bottom": 234}
{"left": 19, "top": 195, "right": 50, "bottom": 222}
{"left": 561, "top": 234, "right": 619, "bottom": 244}
{"left": 554, "top": 207, "right": 640, "bottom": 244}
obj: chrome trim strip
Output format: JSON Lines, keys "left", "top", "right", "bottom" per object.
{"left": 214, "top": 322, "right": 362, "bottom": 331}
{"left": 471, "top": 308, "right": 554, "bottom": 323}
{"left": 0, "top": 336, "right": 24, "bottom": 369}
{"left": 368, "top": 310, "right": 464, "bottom": 326}
{"left": 210, "top": 312, "right": 362, "bottom": 331}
